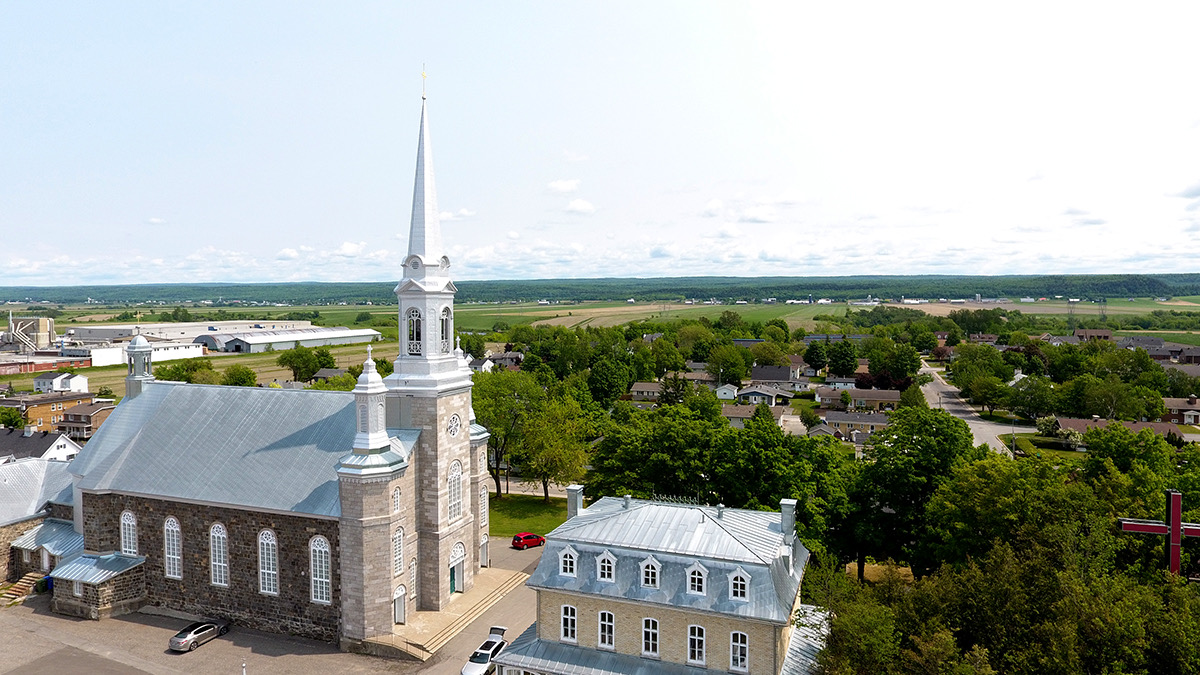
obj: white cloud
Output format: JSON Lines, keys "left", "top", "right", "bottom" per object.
{"left": 563, "top": 150, "right": 588, "bottom": 162}
{"left": 702, "top": 199, "right": 723, "bottom": 217}
{"left": 276, "top": 248, "right": 299, "bottom": 260}
{"left": 507, "top": 231, "right": 520, "bottom": 240}
{"left": 439, "top": 208, "right": 477, "bottom": 221}
{"left": 738, "top": 205, "right": 776, "bottom": 223}
{"left": 565, "top": 199, "right": 595, "bottom": 214}
{"left": 332, "top": 241, "right": 366, "bottom": 257}
{"left": 547, "top": 179, "right": 580, "bottom": 193}
{"left": 146, "top": 217, "right": 165, "bottom": 225}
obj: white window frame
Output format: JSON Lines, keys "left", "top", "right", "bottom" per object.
{"left": 406, "top": 308, "right": 422, "bottom": 355}
{"left": 120, "top": 511, "right": 137, "bottom": 555}
{"left": 72, "top": 580, "right": 82, "bottom": 597}
{"left": 310, "top": 536, "right": 331, "bottom": 604}
{"left": 558, "top": 545, "right": 577, "bottom": 577}
{"left": 598, "top": 610, "right": 615, "bottom": 650}
{"left": 448, "top": 460, "right": 463, "bottom": 521}
{"left": 560, "top": 605, "right": 577, "bottom": 643}
{"left": 686, "top": 561, "right": 707, "bottom": 596}
{"left": 480, "top": 486, "right": 489, "bottom": 525}
{"left": 640, "top": 556, "right": 660, "bottom": 589}
{"left": 210, "top": 523, "right": 229, "bottom": 587}
{"left": 258, "top": 529, "right": 279, "bottom": 595}
{"left": 730, "top": 567, "right": 750, "bottom": 601}
{"left": 393, "top": 528, "right": 404, "bottom": 577}
{"left": 730, "top": 631, "right": 749, "bottom": 672}
{"left": 163, "top": 517, "right": 182, "bottom": 580}
{"left": 596, "top": 550, "right": 616, "bottom": 582}
{"left": 22, "top": 549, "right": 30, "bottom": 563}
{"left": 409, "top": 558, "right": 417, "bottom": 599}
{"left": 642, "top": 617, "right": 659, "bottom": 657}
{"left": 392, "top": 486, "right": 402, "bottom": 514}
{"left": 688, "top": 625, "right": 706, "bottom": 665}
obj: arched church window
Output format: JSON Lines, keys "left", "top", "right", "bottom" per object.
{"left": 210, "top": 523, "right": 229, "bottom": 586}
{"left": 393, "top": 528, "right": 404, "bottom": 577}
{"left": 406, "top": 308, "right": 422, "bottom": 355}
{"left": 163, "top": 517, "right": 182, "bottom": 580}
{"left": 310, "top": 536, "right": 331, "bottom": 604}
{"left": 440, "top": 308, "right": 452, "bottom": 354}
{"left": 120, "top": 511, "right": 138, "bottom": 555}
{"left": 259, "top": 530, "right": 279, "bottom": 595}
{"left": 448, "top": 461, "right": 463, "bottom": 521}
{"left": 358, "top": 404, "right": 368, "bottom": 433}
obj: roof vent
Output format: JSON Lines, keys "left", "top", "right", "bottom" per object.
{"left": 623, "top": 494, "right": 631, "bottom": 509}
{"left": 23, "top": 427, "right": 34, "bottom": 437}
{"left": 716, "top": 503, "right": 725, "bottom": 518}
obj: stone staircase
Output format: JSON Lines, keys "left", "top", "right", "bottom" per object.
{"left": 1, "top": 572, "right": 45, "bottom": 605}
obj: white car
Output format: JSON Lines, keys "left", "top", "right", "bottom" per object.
{"left": 461, "top": 626, "right": 508, "bottom": 675}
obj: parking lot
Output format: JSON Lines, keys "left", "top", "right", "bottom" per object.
{"left": 0, "top": 543, "right": 544, "bottom": 675}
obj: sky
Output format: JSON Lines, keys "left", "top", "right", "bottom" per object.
{"left": 4, "top": 2, "right": 1200, "bottom": 286}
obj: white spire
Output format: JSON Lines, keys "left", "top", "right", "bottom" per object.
{"left": 406, "top": 97, "right": 444, "bottom": 265}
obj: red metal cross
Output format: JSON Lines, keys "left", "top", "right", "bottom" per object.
{"left": 1119, "top": 490, "right": 1200, "bottom": 575}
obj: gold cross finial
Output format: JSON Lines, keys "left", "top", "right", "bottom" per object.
{"left": 422, "top": 63, "right": 427, "bottom": 99}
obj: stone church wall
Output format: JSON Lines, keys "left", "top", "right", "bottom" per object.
{"left": 83, "top": 493, "right": 341, "bottom": 642}
{"left": 2, "top": 516, "right": 45, "bottom": 582}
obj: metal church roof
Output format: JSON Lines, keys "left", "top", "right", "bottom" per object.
{"left": 73, "top": 381, "right": 417, "bottom": 518}
{"left": 51, "top": 552, "right": 144, "bottom": 585}
{"left": 11, "top": 518, "right": 84, "bottom": 557}
{"left": 0, "top": 458, "right": 73, "bottom": 527}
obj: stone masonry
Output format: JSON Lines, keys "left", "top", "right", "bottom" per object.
{"left": 52, "top": 564, "right": 146, "bottom": 620}
{"left": 83, "top": 492, "right": 341, "bottom": 642}
{"left": 2, "top": 516, "right": 44, "bottom": 582}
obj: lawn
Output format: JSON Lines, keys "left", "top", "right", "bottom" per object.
{"left": 1006, "top": 433, "right": 1087, "bottom": 463}
{"left": 488, "top": 493, "right": 569, "bottom": 540}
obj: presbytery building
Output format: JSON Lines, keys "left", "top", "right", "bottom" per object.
{"left": 38, "top": 95, "right": 493, "bottom": 650}
{"left": 494, "top": 487, "right": 826, "bottom": 675}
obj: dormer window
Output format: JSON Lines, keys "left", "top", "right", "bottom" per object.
{"left": 559, "top": 545, "right": 577, "bottom": 577}
{"left": 686, "top": 562, "right": 707, "bottom": 595}
{"left": 730, "top": 567, "right": 750, "bottom": 601}
{"left": 596, "top": 550, "right": 616, "bottom": 582}
{"left": 640, "top": 556, "right": 660, "bottom": 589}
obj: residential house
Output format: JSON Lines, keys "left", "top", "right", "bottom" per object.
{"left": 55, "top": 402, "right": 116, "bottom": 443}
{"left": 1160, "top": 396, "right": 1200, "bottom": 426}
{"left": 786, "top": 355, "right": 816, "bottom": 379}
{"left": 1074, "top": 329, "right": 1112, "bottom": 341}
{"left": 469, "top": 357, "right": 495, "bottom": 373}
{"left": 33, "top": 373, "right": 89, "bottom": 394}
{"left": 968, "top": 333, "right": 998, "bottom": 345}
{"left": 732, "top": 339, "right": 765, "bottom": 349}
{"left": 826, "top": 377, "right": 857, "bottom": 391}
{"left": 0, "top": 428, "right": 82, "bottom": 463}
{"left": 311, "top": 368, "right": 346, "bottom": 383}
{"left": 1180, "top": 348, "right": 1200, "bottom": 365}
{"left": 715, "top": 384, "right": 739, "bottom": 401}
{"left": 721, "top": 405, "right": 788, "bottom": 430}
{"left": 1056, "top": 418, "right": 1182, "bottom": 444}
{"left": 749, "top": 366, "right": 805, "bottom": 392}
{"left": 0, "top": 391, "right": 95, "bottom": 434}
{"left": 491, "top": 351, "right": 525, "bottom": 369}
{"left": 493, "top": 487, "right": 826, "bottom": 675}
{"left": 1117, "top": 336, "right": 1165, "bottom": 350}
{"left": 823, "top": 411, "right": 890, "bottom": 439}
{"left": 736, "top": 386, "right": 793, "bottom": 407}
{"left": 814, "top": 387, "right": 901, "bottom": 412}
{"left": 630, "top": 382, "right": 661, "bottom": 402}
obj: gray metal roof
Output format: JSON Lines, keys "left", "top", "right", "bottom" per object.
{"left": 779, "top": 606, "right": 830, "bottom": 675}
{"left": 0, "top": 458, "right": 73, "bottom": 526}
{"left": 0, "top": 428, "right": 72, "bottom": 460}
{"left": 11, "top": 518, "right": 84, "bottom": 557}
{"left": 493, "top": 624, "right": 711, "bottom": 675}
{"left": 73, "top": 381, "right": 417, "bottom": 518}
{"left": 533, "top": 498, "right": 808, "bottom": 624}
{"left": 50, "top": 552, "right": 144, "bottom": 584}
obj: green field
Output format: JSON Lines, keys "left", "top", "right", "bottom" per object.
{"left": 487, "top": 492, "right": 569, "bottom": 540}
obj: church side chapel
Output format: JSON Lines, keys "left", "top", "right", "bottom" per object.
{"left": 44, "top": 94, "right": 492, "bottom": 649}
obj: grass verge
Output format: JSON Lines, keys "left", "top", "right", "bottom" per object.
{"left": 488, "top": 493, "right": 569, "bottom": 540}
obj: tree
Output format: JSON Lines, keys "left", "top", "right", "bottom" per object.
{"left": 154, "top": 357, "right": 217, "bottom": 384}
{"left": 804, "top": 340, "right": 828, "bottom": 373}
{"left": 221, "top": 364, "right": 258, "bottom": 387}
{"left": 276, "top": 346, "right": 320, "bottom": 381}
{"left": 800, "top": 407, "right": 822, "bottom": 430}
{"left": 967, "top": 375, "right": 1007, "bottom": 414}
{"left": 840, "top": 390, "right": 853, "bottom": 410}
{"left": 459, "top": 333, "right": 486, "bottom": 360}
{"left": 515, "top": 395, "right": 591, "bottom": 502}
{"left": 899, "top": 383, "right": 928, "bottom": 409}
{"left": 96, "top": 385, "right": 114, "bottom": 397}
{"left": 828, "top": 340, "right": 858, "bottom": 378}
{"left": 587, "top": 358, "right": 631, "bottom": 408}
{"left": 1006, "top": 376, "right": 1056, "bottom": 419}
{"left": 749, "top": 341, "right": 788, "bottom": 367}
{"left": 0, "top": 407, "right": 24, "bottom": 428}
{"left": 706, "top": 344, "right": 749, "bottom": 385}
{"left": 313, "top": 347, "right": 337, "bottom": 370}
{"left": 472, "top": 369, "right": 545, "bottom": 496}
{"left": 355, "top": 311, "right": 373, "bottom": 323}
{"left": 658, "top": 371, "right": 694, "bottom": 406}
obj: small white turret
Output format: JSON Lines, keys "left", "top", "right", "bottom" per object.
{"left": 124, "top": 335, "right": 155, "bottom": 399}
{"left": 352, "top": 346, "right": 390, "bottom": 453}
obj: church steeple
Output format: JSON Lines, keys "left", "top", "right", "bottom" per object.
{"left": 405, "top": 97, "right": 446, "bottom": 269}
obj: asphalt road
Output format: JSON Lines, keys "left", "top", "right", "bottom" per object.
{"left": 0, "top": 543, "right": 546, "bottom": 675}
{"left": 920, "top": 363, "right": 1017, "bottom": 456}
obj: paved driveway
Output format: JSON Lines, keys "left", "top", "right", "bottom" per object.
{"left": 0, "top": 543, "right": 546, "bottom": 675}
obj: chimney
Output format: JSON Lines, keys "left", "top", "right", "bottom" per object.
{"left": 780, "top": 498, "right": 797, "bottom": 545}
{"left": 623, "top": 494, "right": 631, "bottom": 509}
{"left": 567, "top": 484, "right": 584, "bottom": 519}
{"left": 716, "top": 503, "right": 725, "bottom": 519}
{"left": 1190, "top": 394, "right": 1197, "bottom": 405}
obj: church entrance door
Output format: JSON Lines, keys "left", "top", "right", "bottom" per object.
{"left": 449, "top": 541, "right": 466, "bottom": 594}
{"left": 393, "top": 586, "right": 406, "bottom": 624}
{"left": 449, "top": 567, "right": 456, "bottom": 594}
{"left": 480, "top": 535, "right": 489, "bottom": 567}
{"left": 40, "top": 549, "right": 49, "bottom": 572}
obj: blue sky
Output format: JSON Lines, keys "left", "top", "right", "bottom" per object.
{"left": 4, "top": 2, "right": 1200, "bottom": 286}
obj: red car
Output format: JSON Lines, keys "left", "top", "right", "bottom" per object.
{"left": 512, "top": 532, "right": 545, "bottom": 550}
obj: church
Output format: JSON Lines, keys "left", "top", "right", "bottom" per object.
{"left": 39, "top": 95, "right": 492, "bottom": 650}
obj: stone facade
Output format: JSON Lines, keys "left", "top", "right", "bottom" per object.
{"left": 83, "top": 492, "right": 341, "bottom": 642}
{"left": 536, "top": 589, "right": 784, "bottom": 675}
{"left": 52, "top": 564, "right": 145, "bottom": 620}
{"left": 2, "top": 516, "right": 45, "bottom": 581}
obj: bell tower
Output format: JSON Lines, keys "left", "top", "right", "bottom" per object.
{"left": 384, "top": 93, "right": 482, "bottom": 611}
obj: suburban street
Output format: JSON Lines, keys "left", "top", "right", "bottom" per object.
{"left": 920, "top": 362, "right": 1017, "bottom": 456}
{"left": 0, "top": 543, "right": 545, "bottom": 675}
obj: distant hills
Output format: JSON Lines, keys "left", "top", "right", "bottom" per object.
{"left": 2, "top": 274, "right": 1199, "bottom": 306}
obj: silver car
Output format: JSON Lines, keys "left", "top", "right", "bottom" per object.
{"left": 168, "top": 620, "right": 229, "bottom": 652}
{"left": 461, "top": 626, "right": 508, "bottom": 675}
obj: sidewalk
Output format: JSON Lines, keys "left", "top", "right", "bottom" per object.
{"left": 488, "top": 477, "right": 567, "bottom": 499}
